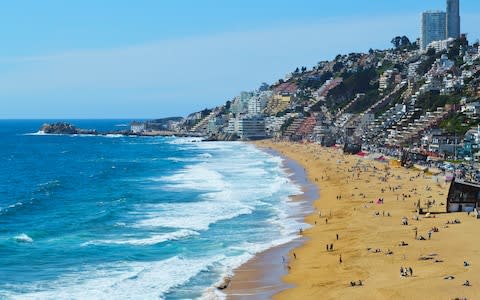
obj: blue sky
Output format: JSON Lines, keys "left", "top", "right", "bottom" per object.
{"left": 1, "top": 0, "right": 479, "bottom": 119}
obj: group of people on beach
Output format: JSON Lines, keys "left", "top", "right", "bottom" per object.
{"left": 400, "top": 266, "right": 414, "bottom": 277}
{"left": 326, "top": 243, "right": 334, "bottom": 252}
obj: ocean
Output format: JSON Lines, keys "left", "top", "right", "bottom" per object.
{"left": 0, "top": 120, "right": 308, "bottom": 299}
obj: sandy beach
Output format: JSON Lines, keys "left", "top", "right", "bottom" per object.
{"left": 231, "top": 140, "right": 480, "bottom": 300}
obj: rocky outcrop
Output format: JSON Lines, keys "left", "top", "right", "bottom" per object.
{"left": 204, "top": 133, "right": 240, "bottom": 141}
{"left": 39, "top": 123, "right": 97, "bottom": 135}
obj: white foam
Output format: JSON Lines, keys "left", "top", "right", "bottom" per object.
{"left": 6, "top": 256, "right": 222, "bottom": 300}
{"left": 166, "top": 137, "right": 204, "bottom": 144}
{"left": 133, "top": 197, "right": 254, "bottom": 231}
{"left": 14, "top": 233, "right": 33, "bottom": 243}
{"left": 166, "top": 157, "right": 199, "bottom": 163}
{"left": 104, "top": 134, "right": 124, "bottom": 138}
{"left": 23, "top": 131, "right": 47, "bottom": 136}
{"left": 82, "top": 229, "right": 199, "bottom": 246}
{"left": 198, "top": 153, "right": 212, "bottom": 159}
{"left": 155, "top": 164, "right": 228, "bottom": 192}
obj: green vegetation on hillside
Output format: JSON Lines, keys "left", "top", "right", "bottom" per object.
{"left": 347, "top": 90, "right": 380, "bottom": 114}
{"left": 326, "top": 68, "right": 378, "bottom": 112}
{"left": 440, "top": 112, "right": 480, "bottom": 136}
{"left": 416, "top": 91, "right": 460, "bottom": 112}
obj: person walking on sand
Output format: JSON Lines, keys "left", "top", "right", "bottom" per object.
{"left": 409, "top": 267, "right": 413, "bottom": 277}
{"left": 325, "top": 218, "right": 328, "bottom": 224}
{"left": 336, "top": 233, "right": 339, "bottom": 240}
{"left": 293, "top": 252, "right": 296, "bottom": 259}
{"left": 339, "top": 255, "right": 342, "bottom": 264}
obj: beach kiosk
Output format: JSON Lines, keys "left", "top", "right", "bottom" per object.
{"left": 446, "top": 179, "right": 480, "bottom": 213}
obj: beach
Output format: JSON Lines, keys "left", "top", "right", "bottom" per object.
{"left": 230, "top": 140, "right": 480, "bottom": 299}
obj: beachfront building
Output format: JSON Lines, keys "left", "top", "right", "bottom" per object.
{"left": 248, "top": 91, "right": 272, "bottom": 115}
{"left": 230, "top": 91, "right": 254, "bottom": 115}
{"left": 237, "top": 115, "right": 266, "bottom": 140}
{"left": 264, "top": 93, "right": 292, "bottom": 115}
{"left": 446, "top": 179, "right": 480, "bottom": 212}
{"left": 207, "top": 117, "right": 225, "bottom": 134}
{"left": 226, "top": 117, "right": 240, "bottom": 135}
{"left": 446, "top": 0, "right": 460, "bottom": 39}
{"left": 421, "top": 11, "right": 447, "bottom": 50}
{"left": 130, "top": 121, "right": 145, "bottom": 133}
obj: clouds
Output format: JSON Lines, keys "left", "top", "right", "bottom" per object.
{"left": 0, "top": 13, "right": 472, "bottom": 118}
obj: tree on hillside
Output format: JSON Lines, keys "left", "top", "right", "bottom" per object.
{"left": 448, "top": 36, "right": 469, "bottom": 60}
{"left": 391, "top": 35, "right": 411, "bottom": 49}
{"left": 258, "top": 82, "right": 269, "bottom": 91}
{"left": 332, "top": 61, "right": 344, "bottom": 73}
{"left": 326, "top": 67, "right": 378, "bottom": 111}
{"left": 225, "top": 100, "right": 231, "bottom": 110}
{"left": 426, "top": 48, "right": 436, "bottom": 56}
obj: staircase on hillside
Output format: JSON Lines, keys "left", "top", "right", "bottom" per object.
{"left": 190, "top": 111, "right": 217, "bottom": 133}
{"left": 386, "top": 107, "right": 451, "bottom": 145}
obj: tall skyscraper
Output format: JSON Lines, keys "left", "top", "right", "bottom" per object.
{"left": 446, "top": 0, "right": 460, "bottom": 39}
{"left": 421, "top": 11, "right": 447, "bottom": 50}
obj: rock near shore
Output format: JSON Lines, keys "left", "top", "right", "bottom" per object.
{"left": 40, "top": 123, "right": 97, "bottom": 135}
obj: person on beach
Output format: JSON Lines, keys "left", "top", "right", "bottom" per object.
{"left": 325, "top": 218, "right": 328, "bottom": 224}
{"left": 293, "top": 252, "right": 296, "bottom": 259}
{"left": 409, "top": 267, "right": 413, "bottom": 277}
{"left": 336, "top": 233, "right": 339, "bottom": 240}
{"left": 330, "top": 243, "right": 334, "bottom": 251}
{"left": 339, "top": 255, "right": 342, "bottom": 264}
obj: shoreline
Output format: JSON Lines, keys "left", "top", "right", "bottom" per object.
{"left": 225, "top": 145, "right": 319, "bottom": 299}
{"left": 252, "top": 140, "right": 480, "bottom": 300}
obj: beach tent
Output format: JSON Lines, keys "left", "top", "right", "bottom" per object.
{"left": 389, "top": 159, "right": 402, "bottom": 168}
{"left": 375, "top": 198, "right": 384, "bottom": 204}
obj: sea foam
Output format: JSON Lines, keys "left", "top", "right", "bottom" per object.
{"left": 14, "top": 233, "right": 33, "bottom": 243}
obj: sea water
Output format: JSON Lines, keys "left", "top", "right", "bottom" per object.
{"left": 0, "top": 120, "right": 307, "bottom": 299}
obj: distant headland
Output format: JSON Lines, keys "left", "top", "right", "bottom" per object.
{"left": 38, "top": 121, "right": 203, "bottom": 137}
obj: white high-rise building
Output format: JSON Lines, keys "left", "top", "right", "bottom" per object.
{"left": 421, "top": 11, "right": 447, "bottom": 50}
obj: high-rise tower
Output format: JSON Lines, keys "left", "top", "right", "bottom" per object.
{"left": 421, "top": 11, "right": 447, "bottom": 50}
{"left": 446, "top": 0, "right": 460, "bottom": 39}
